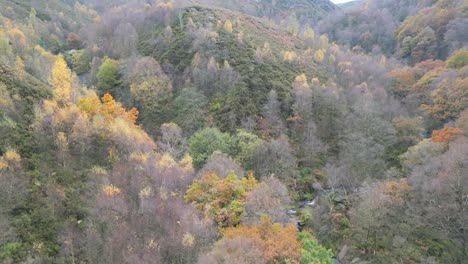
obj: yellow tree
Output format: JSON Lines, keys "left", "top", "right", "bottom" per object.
{"left": 7, "top": 28, "right": 27, "bottom": 52}
{"left": 303, "top": 26, "right": 315, "bottom": 40}
{"left": 283, "top": 51, "right": 298, "bottom": 63}
{"left": 293, "top": 74, "right": 309, "bottom": 89}
{"left": 314, "top": 49, "right": 324, "bottom": 63}
{"left": 224, "top": 20, "right": 233, "bottom": 33}
{"left": 15, "top": 56, "right": 26, "bottom": 79}
{"left": 319, "top": 34, "right": 329, "bottom": 49}
{"left": 49, "top": 56, "right": 73, "bottom": 105}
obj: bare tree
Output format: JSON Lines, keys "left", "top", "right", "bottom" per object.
{"left": 243, "top": 177, "right": 292, "bottom": 225}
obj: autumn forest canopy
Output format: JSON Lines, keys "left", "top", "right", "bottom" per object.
{"left": 0, "top": 0, "right": 466, "bottom": 263}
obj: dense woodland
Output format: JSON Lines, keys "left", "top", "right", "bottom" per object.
{"left": 0, "top": 0, "right": 466, "bottom": 263}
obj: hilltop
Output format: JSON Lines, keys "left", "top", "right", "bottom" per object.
{"left": 336, "top": 0, "right": 364, "bottom": 10}
{"left": 191, "top": 0, "right": 337, "bottom": 21}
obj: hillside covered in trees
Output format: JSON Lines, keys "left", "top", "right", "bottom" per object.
{"left": 0, "top": 0, "right": 466, "bottom": 263}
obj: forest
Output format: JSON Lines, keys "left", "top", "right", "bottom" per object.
{"left": 0, "top": 0, "right": 466, "bottom": 263}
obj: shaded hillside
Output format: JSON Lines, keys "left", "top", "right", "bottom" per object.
{"left": 395, "top": 0, "right": 468, "bottom": 63}
{"left": 317, "top": 0, "right": 426, "bottom": 55}
{"left": 317, "top": 0, "right": 467, "bottom": 62}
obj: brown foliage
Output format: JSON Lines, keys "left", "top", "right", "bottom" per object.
{"left": 221, "top": 215, "right": 301, "bottom": 264}
{"left": 431, "top": 126, "right": 463, "bottom": 143}
{"left": 67, "top": 33, "right": 82, "bottom": 49}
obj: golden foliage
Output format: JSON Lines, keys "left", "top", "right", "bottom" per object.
{"left": 91, "top": 166, "right": 107, "bottom": 175}
{"left": 126, "top": 107, "right": 139, "bottom": 124}
{"left": 102, "top": 184, "right": 121, "bottom": 196}
{"left": 4, "top": 149, "right": 21, "bottom": 162}
{"left": 319, "top": 34, "right": 329, "bottom": 48}
{"left": 377, "top": 179, "right": 411, "bottom": 204}
{"left": 99, "top": 92, "right": 139, "bottom": 125}
{"left": 159, "top": 153, "right": 177, "bottom": 170}
{"left": 311, "top": 77, "right": 320, "bottom": 87}
{"left": 129, "top": 152, "right": 149, "bottom": 163}
{"left": 314, "top": 49, "right": 325, "bottom": 62}
{"left": 223, "top": 215, "right": 301, "bottom": 264}
{"left": 156, "top": 0, "right": 173, "bottom": 9}
{"left": 55, "top": 132, "right": 68, "bottom": 150}
{"left": 7, "top": 27, "right": 27, "bottom": 51}
{"left": 303, "top": 27, "right": 315, "bottom": 41}
{"left": 15, "top": 56, "right": 25, "bottom": 79}
{"left": 0, "top": 149, "right": 21, "bottom": 170}
{"left": 77, "top": 92, "right": 101, "bottom": 118}
{"left": 100, "top": 93, "right": 118, "bottom": 117}
{"left": 49, "top": 56, "right": 73, "bottom": 104}
{"left": 293, "top": 74, "right": 310, "bottom": 90}
{"left": 283, "top": 51, "right": 298, "bottom": 63}
{"left": 179, "top": 154, "right": 194, "bottom": 173}
{"left": 295, "top": 73, "right": 307, "bottom": 83}
{"left": 224, "top": 20, "right": 233, "bottom": 33}
{"left": 304, "top": 48, "right": 313, "bottom": 57}
{"left": 242, "top": 172, "right": 258, "bottom": 190}
{"left": 338, "top": 61, "right": 352, "bottom": 71}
